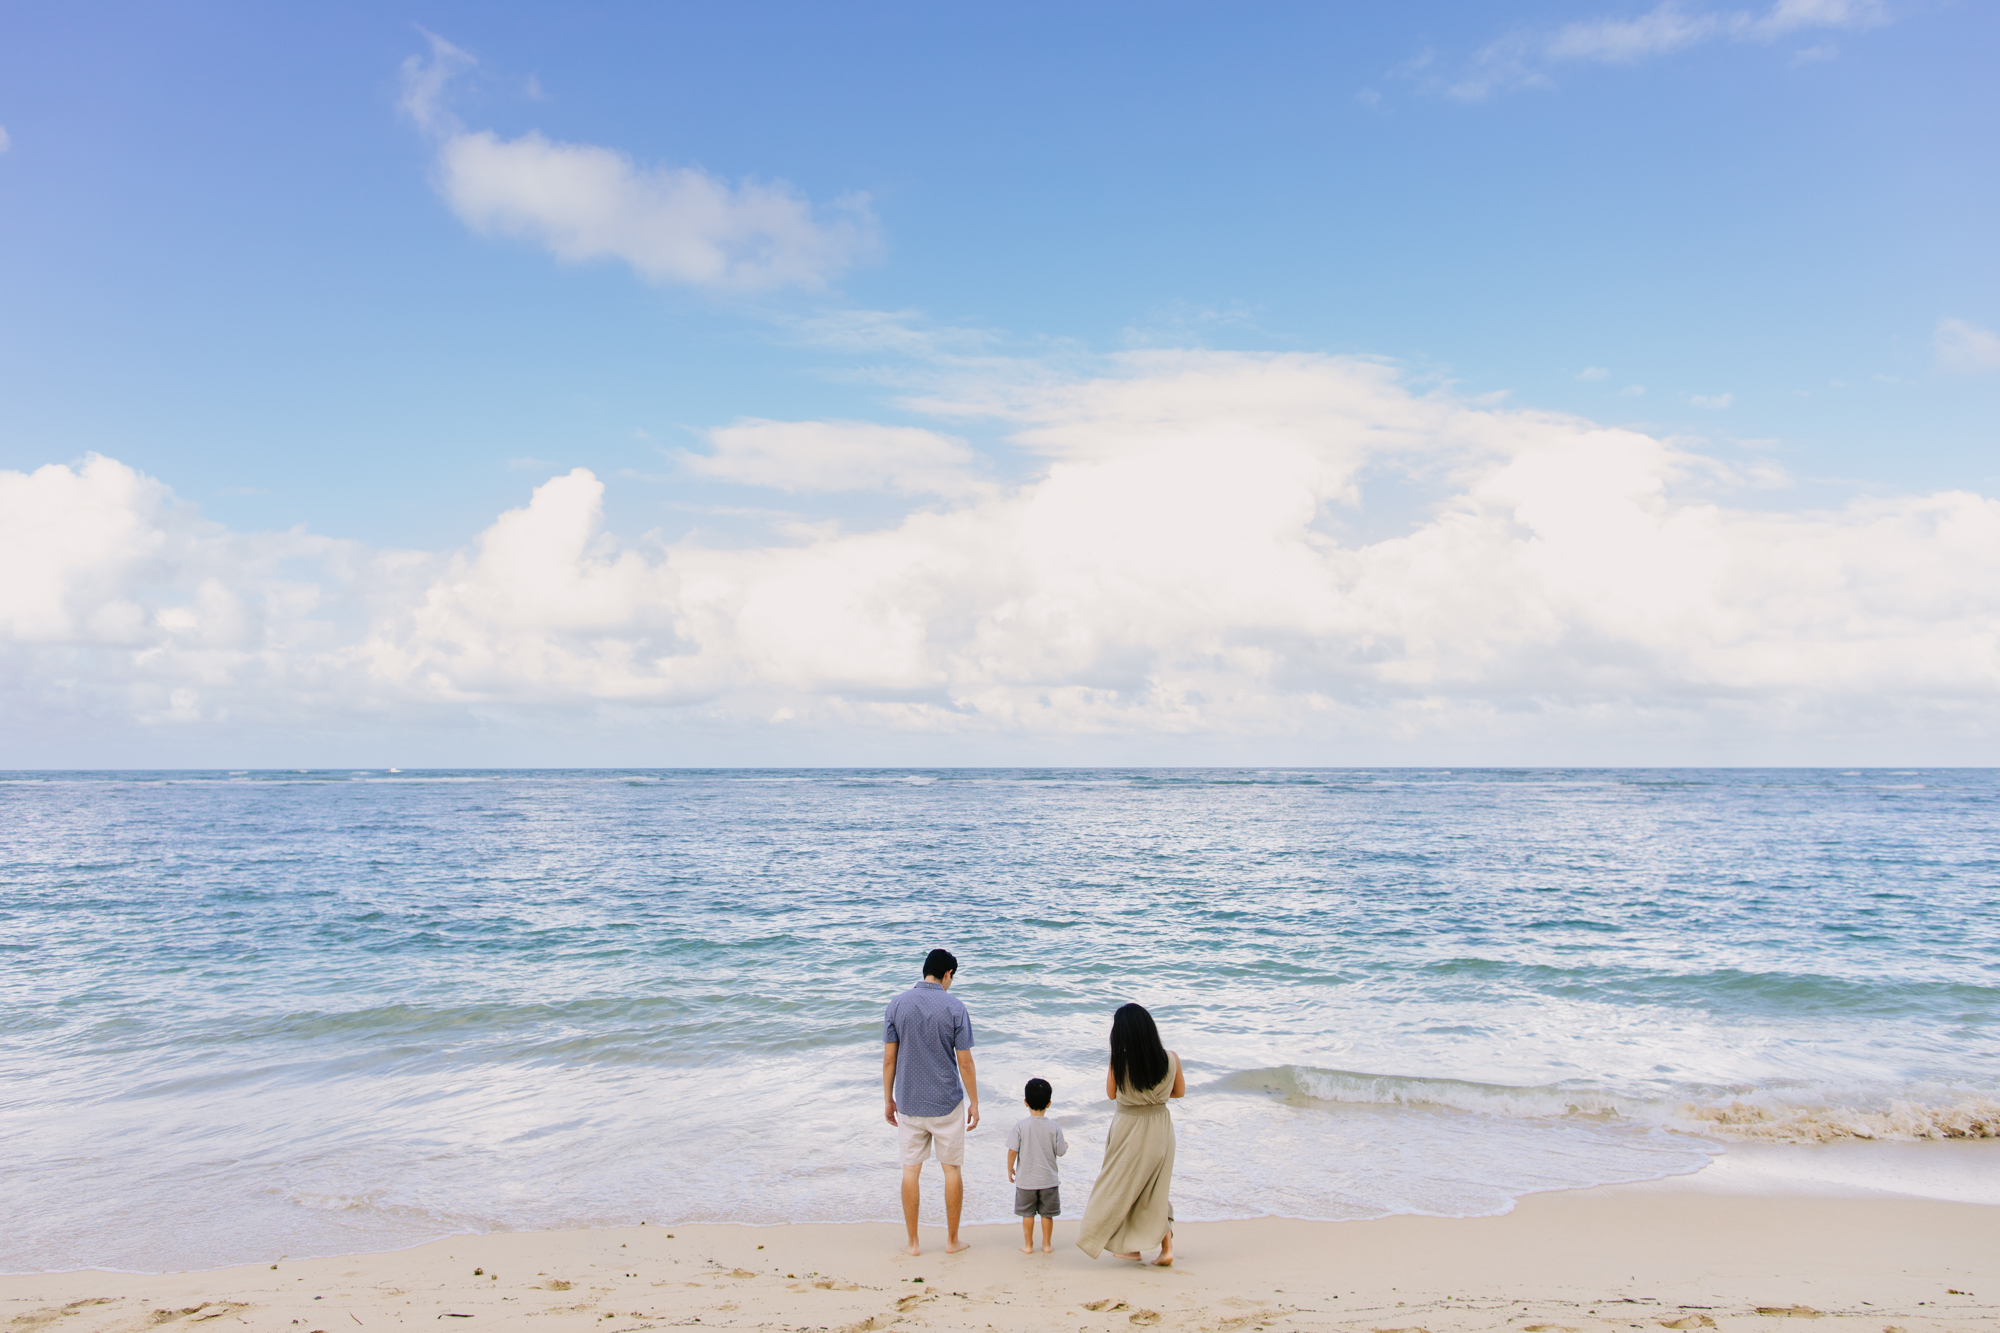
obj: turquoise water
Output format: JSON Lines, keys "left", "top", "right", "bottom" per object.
{"left": 3, "top": 768, "right": 1997, "bottom": 1273}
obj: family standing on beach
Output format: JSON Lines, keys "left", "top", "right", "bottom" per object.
{"left": 881, "top": 948, "right": 1184, "bottom": 1263}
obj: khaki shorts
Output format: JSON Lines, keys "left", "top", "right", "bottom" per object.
{"left": 897, "top": 1100, "right": 967, "bottom": 1167}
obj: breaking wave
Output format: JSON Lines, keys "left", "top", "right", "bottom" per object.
{"left": 1676, "top": 1097, "right": 2000, "bottom": 1143}
{"left": 1227, "top": 1065, "right": 2000, "bottom": 1143}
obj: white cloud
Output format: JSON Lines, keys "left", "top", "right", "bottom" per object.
{"left": 1936, "top": 317, "right": 2000, "bottom": 375}
{"left": 397, "top": 30, "right": 472, "bottom": 136}
{"left": 401, "top": 35, "right": 877, "bottom": 291}
{"left": 1577, "top": 367, "right": 1610, "bottom": 381}
{"left": 1691, "top": 392, "right": 1734, "bottom": 408}
{"left": 688, "top": 420, "right": 991, "bottom": 498}
{"left": 1546, "top": 5, "right": 1726, "bottom": 63}
{"left": 1440, "top": 0, "right": 1890, "bottom": 98}
{"left": 1620, "top": 384, "right": 1647, "bottom": 396}
{"left": 9, "top": 353, "right": 2000, "bottom": 763}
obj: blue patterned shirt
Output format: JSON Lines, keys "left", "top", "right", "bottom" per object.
{"left": 884, "top": 980, "right": 974, "bottom": 1117}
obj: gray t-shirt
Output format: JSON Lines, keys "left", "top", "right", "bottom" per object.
{"left": 1005, "top": 1115, "right": 1068, "bottom": 1189}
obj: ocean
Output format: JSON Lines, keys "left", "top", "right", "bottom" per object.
{"left": 3, "top": 768, "right": 1997, "bottom": 1275}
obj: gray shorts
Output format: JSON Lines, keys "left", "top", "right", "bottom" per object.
{"left": 1014, "top": 1186, "right": 1061, "bottom": 1218}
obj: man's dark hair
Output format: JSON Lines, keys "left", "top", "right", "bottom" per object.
{"left": 1024, "top": 1078, "right": 1052, "bottom": 1111}
{"left": 922, "top": 948, "right": 958, "bottom": 980}
{"left": 1109, "top": 1002, "right": 1170, "bottom": 1093}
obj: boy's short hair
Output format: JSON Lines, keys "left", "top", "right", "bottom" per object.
{"left": 923, "top": 947, "right": 958, "bottom": 980}
{"left": 1024, "top": 1077, "right": 1052, "bottom": 1111}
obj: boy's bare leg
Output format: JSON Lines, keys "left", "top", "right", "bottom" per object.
{"left": 900, "top": 1165, "right": 923, "bottom": 1256}
{"left": 1040, "top": 1216, "right": 1054, "bottom": 1253}
{"left": 942, "top": 1165, "right": 970, "bottom": 1252}
{"left": 1020, "top": 1216, "right": 1034, "bottom": 1253}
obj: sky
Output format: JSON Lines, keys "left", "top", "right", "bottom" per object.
{"left": 2, "top": 0, "right": 1997, "bottom": 767}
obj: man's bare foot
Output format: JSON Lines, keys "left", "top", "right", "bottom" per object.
{"left": 902, "top": 1241, "right": 921, "bottom": 1257}
{"left": 945, "top": 1239, "right": 971, "bottom": 1254}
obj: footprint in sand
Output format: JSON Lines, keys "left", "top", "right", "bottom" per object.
{"left": 1755, "top": 1307, "right": 1821, "bottom": 1318}
{"left": 1661, "top": 1317, "right": 1717, "bottom": 1329}
{"left": 1083, "top": 1300, "right": 1129, "bottom": 1313}
{"left": 1128, "top": 1312, "right": 1161, "bottom": 1327}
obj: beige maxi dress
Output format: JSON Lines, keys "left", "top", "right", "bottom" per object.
{"left": 1077, "top": 1051, "right": 1179, "bottom": 1258}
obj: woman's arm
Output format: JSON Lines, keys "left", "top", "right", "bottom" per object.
{"left": 1106, "top": 1061, "right": 1119, "bottom": 1101}
{"left": 1169, "top": 1052, "right": 1186, "bottom": 1099}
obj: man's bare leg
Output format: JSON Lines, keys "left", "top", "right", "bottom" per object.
{"left": 942, "top": 1165, "right": 969, "bottom": 1253}
{"left": 901, "top": 1165, "right": 923, "bottom": 1256}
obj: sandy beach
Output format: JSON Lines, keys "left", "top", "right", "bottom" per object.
{"left": 8, "top": 1166, "right": 1996, "bottom": 1333}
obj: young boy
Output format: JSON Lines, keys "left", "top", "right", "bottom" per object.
{"left": 1005, "top": 1077, "right": 1067, "bottom": 1253}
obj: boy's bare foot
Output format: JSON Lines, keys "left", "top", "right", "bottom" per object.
{"left": 1021, "top": 1241, "right": 1034, "bottom": 1253}
{"left": 945, "top": 1239, "right": 971, "bottom": 1254}
{"left": 1041, "top": 1243, "right": 1053, "bottom": 1253}
{"left": 902, "top": 1241, "right": 921, "bottom": 1257}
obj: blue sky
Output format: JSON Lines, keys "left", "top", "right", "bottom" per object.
{"left": 2, "top": 1, "right": 1998, "bottom": 765}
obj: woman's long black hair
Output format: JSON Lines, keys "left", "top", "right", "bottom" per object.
{"left": 1109, "top": 1002, "right": 1169, "bottom": 1093}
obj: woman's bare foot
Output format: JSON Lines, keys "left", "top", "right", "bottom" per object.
{"left": 1152, "top": 1231, "right": 1175, "bottom": 1267}
{"left": 1112, "top": 1250, "right": 1142, "bottom": 1261}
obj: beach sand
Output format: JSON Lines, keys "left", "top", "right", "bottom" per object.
{"left": 6, "top": 1175, "right": 1996, "bottom": 1333}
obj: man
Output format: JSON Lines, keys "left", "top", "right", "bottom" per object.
{"left": 882, "top": 947, "right": 979, "bottom": 1256}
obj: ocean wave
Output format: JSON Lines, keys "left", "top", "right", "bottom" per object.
{"left": 1675, "top": 1097, "right": 2000, "bottom": 1142}
{"left": 1227, "top": 1065, "right": 2000, "bottom": 1143}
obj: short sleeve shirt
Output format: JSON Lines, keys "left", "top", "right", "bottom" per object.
{"left": 1005, "top": 1116, "right": 1067, "bottom": 1189}
{"left": 884, "top": 980, "right": 974, "bottom": 1117}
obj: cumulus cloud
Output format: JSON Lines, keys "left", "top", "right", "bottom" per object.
{"left": 1936, "top": 317, "right": 2000, "bottom": 375}
{"left": 688, "top": 420, "right": 992, "bottom": 498}
{"left": 1437, "top": 0, "right": 1890, "bottom": 98}
{"left": 8, "top": 353, "right": 2000, "bottom": 762}
{"left": 0, "top": 455, "right": 369, "bottom": 732}
{"left": 400, "top": 34, "right": 877, "bottom": 290}
{"left": 1577, "top": 367, "right": 1610, "bottom": 382}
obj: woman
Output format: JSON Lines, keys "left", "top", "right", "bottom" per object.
{"left": 1077, "top": 1002, "right": 1186, "bottom": 1265}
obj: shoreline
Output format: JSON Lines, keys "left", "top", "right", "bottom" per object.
{"left": 6, "top": 1160, "right": 1997, "bottom": 1333}
{"left": 15, "top": 1138, "right": 2000, "bottom": 1280}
